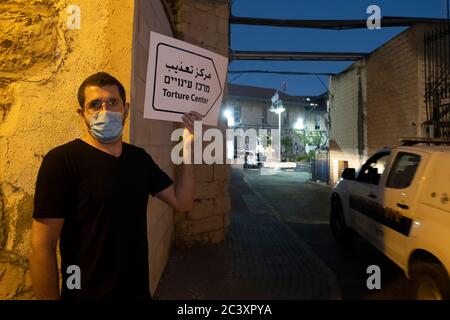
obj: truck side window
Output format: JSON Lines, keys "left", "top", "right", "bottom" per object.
{"left": 357, "top": 153, "right": 390, "bottom": 185}
{"left": 386, "top": 152, "right": 421, "bottom": 189}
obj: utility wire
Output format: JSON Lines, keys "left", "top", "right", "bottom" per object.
{"left": 315, "top": 74, "right": 329, "bottom": 92}
{"left": 228, "top": 70, "right": 337, "bottom": 76}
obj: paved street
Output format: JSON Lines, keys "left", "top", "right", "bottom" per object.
{"left": 244, "top": 168, "right": 412, "bottom": 300}
{"left": 155, "top": 167, "right": 341, "bottom": 300}
{"left": 156, "top": 166, "right": 413, "bottom": 300}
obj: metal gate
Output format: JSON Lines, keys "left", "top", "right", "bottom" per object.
{"left": 311, "top": 150, "right": 329, "bottom": 183}
{"left": 424, "top": 23, "right": 450, "bottom": 138}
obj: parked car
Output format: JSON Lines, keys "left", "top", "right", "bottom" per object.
{"left": 330, "top": 138, "right": 450, "bottom": 300}
{"left": 244, "top": 151, "right": 262, "bottom": 169}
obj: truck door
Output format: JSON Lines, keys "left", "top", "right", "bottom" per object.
{"left": 350, "top": 151, "right": 391, "bottom": 245}
{"left": 380, "top": 150, "right": 426, "bottom": 267}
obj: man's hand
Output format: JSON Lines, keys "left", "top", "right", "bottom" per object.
{"left": 182, "top": 111, "right": 203, "bottom": 135}
{"left": 154, "top": 111, "right": 200, "bottom": 211}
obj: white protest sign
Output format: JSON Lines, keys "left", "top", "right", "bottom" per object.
{"left": 143, "top": 31, "right": 228, "bottom": 126}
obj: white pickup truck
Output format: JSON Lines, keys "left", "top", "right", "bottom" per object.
{"left": 330, "top": 138, "right": 450, "bottom": 300}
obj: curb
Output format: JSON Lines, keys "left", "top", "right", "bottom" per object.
{"left": 307, "top": 179, "right": 333, "bottom": 189}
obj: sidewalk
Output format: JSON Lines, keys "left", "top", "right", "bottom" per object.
{"left": 154, "top": 167, "right": 341, "bottom": 300}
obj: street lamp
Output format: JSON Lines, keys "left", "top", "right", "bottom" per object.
{"left": 269, "top": 100, "right": 285, "bottom": 161}
{"left": 223, "top": 109, "right": 234, "bottom": 127}
{"left": 294, "top": 118, "right": 304, "bottom": 130}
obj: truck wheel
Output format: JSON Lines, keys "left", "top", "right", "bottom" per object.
{"left": 411, "top": 261, "right": 450, "bottom": 300}
{"left": 330, "top": 197, "right": 357, "bottom": 248}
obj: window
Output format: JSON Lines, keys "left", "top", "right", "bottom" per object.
{"left": 315, "top": 115, "right": 321, "bottom": 130}
{"left": 357, "top": 152, "right": 390, "bottom": 185}
{"left": 386, "top": 152, "right": 421, "bottom": 189}
{"left": 283, "top": 110, "right": 289, "bottom": 125}
{"left": 262, "top": 108, "right": 267, "bottom": 125}
{"left": 234, "top": 105, "right": 241, "bottom": 124}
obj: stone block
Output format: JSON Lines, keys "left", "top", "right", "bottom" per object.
{"left": 194, "top": 181, "right": 221, "bottom": 199}
{"left": 214, "top": 195, "right": 230, "bottom": 216}
{"left": 213, "top": 164, "right": 230, "bottom": 181}
{"left": 187, "top": 199, "right": 214, "bottom": 220}
{"left": 209, "top": 228, "right": 225, "bottom": 244}
{"left": 195, "top": 165, "right": 213, "bottom": 182}
{"left": 185, "top": 23, "right": 207, "bottom": 46}
{"left": 214, "top": 4, "right": 229, "bottom": 19}
{"left": 174, "top": 210, "right": 186, "bottom": 224}
{"left": 175, "top": 232, "right": 210, "bottom": 248}
{"left": 203, "top": 32, "right": 218, "bottom": 49}
{"left": 217, "top": 17, "right": 228, "bottom": 35}
{"left": 189, "top": 11, "right": 209, "bottom": 27}
{"left": 0, "top": 263, "right": 25, "bottom": 300}
{"left": 223, "top": 213, "right": 230, "bottom": 228}
{"left": 174, "top": 220, "right": 191, "bottom": 235}
{"left": 207, "top": 14, "right": 218, "bottom": 33}
{"left": 193, "top": 0, "right": 213, "bottom": 13}
{"left": 191, "top": 215, "right": 223, "bottom": 235}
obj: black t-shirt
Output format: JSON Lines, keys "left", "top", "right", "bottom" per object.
{"left": 33, "top": 139, "right": 173, "bottom": 300}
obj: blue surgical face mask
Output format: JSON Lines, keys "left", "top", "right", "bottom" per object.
{"left": 87, "top": 111, "right": 123, "bottom": 143}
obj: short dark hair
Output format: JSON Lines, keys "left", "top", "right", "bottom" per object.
{"left": 77, "top": 72, "right": 126, "bottom": 107}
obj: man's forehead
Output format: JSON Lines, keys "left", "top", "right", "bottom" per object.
{"left": 84, "top": 85, "right": 120, "bottom": 99}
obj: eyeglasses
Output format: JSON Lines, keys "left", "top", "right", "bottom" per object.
{"left": 84, "top": 98, "right": 123, "bottom": 115}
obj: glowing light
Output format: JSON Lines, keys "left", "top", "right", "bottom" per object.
{"left": 294, "top": 118, "right": 305, "bottom": 130}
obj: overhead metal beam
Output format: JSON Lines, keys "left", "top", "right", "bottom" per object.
{"left": 229, "top": 50, "right": 368, "bottom": 61}
{"left": 229, "top": 16, "right": 450, "bottom": 30}
{"left": 228, "top": 70, "right": 337, "bottom": 76}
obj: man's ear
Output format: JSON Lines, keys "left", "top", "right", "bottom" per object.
{"left": 77, "top": 108, "right": 85, "bottom": 118}
{"left": 123, "top": 102, "right": 130, "bottom": 120}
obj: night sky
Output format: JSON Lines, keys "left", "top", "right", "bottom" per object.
{"left": 228, "top": 0, "right": 448, "bottom": 96}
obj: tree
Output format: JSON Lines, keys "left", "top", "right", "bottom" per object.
{"left": 281, "top": 136, "right": 293, "bottom": 152}
{"left": 294, "top": 129, "right": 328, "bottom": 151}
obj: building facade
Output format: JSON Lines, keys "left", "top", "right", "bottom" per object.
{"left": 225, "top": 83, "right": 328, "bottom": 161}
{"left": 328, "top": 24, "right": 433, "bottom": 185}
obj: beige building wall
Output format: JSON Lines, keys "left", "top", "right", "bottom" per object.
{"left": 0, "top": 0, "right": 135, "bottom": 299}
{"left": 229, "top": 98, "right": 305, "bottom": 128}
{"left": 329, "top": 25, "right": 434, "bottom": 185}
{"left": 169, "top": 0, "right": 231, "bottom": 251}
{"left": 130, "top": 0, "right": 176, "bottom": 297}
{"left": 366, "top": 25, "right": 430, "bottom": 154}
{"left": 125, "top": 0, "right": 232, "bottom": 296}
{"left": 329, "top": 62, "right": 367, "bottom": 185}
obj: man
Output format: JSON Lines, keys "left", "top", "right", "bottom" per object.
{"left": 29, "top": 72, "right": 200, "bottom": 300}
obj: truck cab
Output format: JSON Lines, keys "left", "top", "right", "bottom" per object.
{"left": 330, "top": 138, "right": 450, "bottom": 300}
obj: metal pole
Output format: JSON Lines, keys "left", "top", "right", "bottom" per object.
{"left": 278, "top": 112, "right": 281, "bottom": 161}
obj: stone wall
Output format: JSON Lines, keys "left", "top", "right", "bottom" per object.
{"left": 0, "top": 0, "right": 135, "bottom": 299}
{"left": 328, "top": 61, "right": 367, "bottom": 185}
{"left": 328, "top": 25, "right": 433, "bottom": 185}
{"left": 166, "top": 0, "right": 232, "bottom": 249}
{"left": 366, "top": 25, "right": 430, "bottom": 154}
{"left": 130, "top": 0, "right": 176, "bottom": 296}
